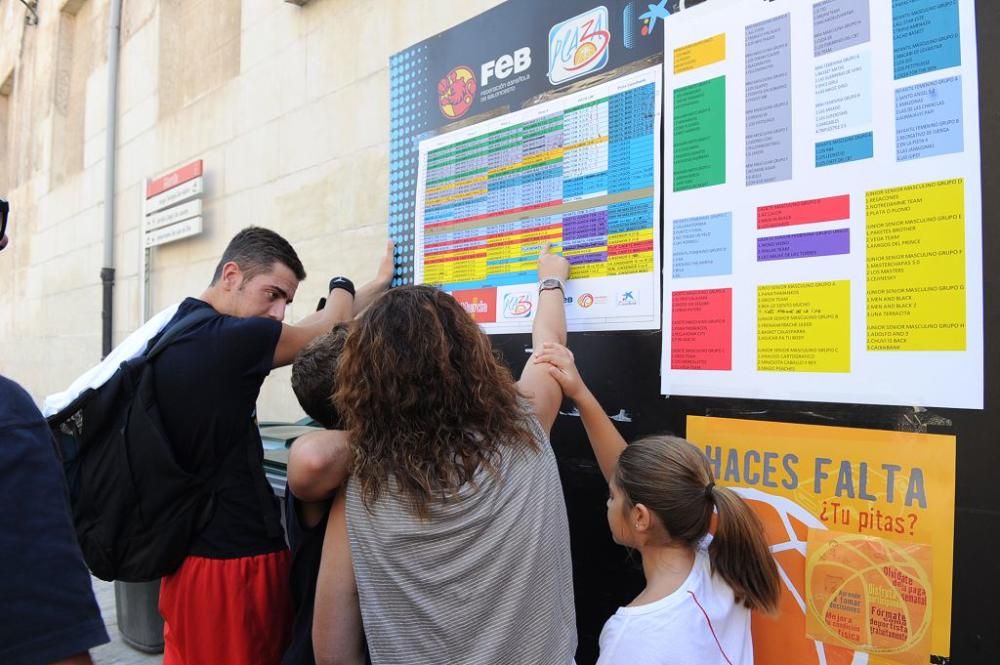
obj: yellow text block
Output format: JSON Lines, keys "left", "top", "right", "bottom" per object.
{"left": 757, "top": 280, "right": 850, "bottom": 372}
{"left": 866, "top": 179, "right": 966, "bottom": 351}
{"left": 674, "top": 33, "right": 726, "bottom": 74}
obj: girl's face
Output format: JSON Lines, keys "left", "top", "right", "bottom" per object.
{"left": 606, "top": 481, "right": 634, "bottom": 546}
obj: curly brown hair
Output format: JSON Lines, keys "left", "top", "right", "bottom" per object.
{"left": 333, "top": 285, "right": 536, "bottom": 517}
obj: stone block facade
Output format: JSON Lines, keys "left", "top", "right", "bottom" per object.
{"left": 0, "top": 0, "right": 504, "bottom": 420}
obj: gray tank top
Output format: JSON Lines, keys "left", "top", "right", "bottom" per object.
{"left": 345, "top": 416, "right": 577, "bottom": 665}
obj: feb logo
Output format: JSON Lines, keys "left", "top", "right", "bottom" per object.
{"left": 481, "top": 48, "right": 532, "bottom": 87}
{"left": 503, "top": 293, "right": 533, "bottom": 318}
{"left": 438, "top": 66, "right": 477, "bottom": 119}
{"left": 548, "top": 6, "right": 611, "bottom": 85}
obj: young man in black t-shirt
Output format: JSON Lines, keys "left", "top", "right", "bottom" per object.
{"left": 152, "top": 226, "right": 392, "bottom": 665}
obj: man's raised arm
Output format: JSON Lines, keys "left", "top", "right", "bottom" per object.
{"left": 273, "top": 241, "right": 394, "bottom": 367}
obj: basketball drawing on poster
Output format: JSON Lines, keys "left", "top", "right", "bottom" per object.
{"left": 686, "top": 416, "right": 956, "bottom": 665}
{"left": 660, "top": 0, "right": 983, "bottom": 408}
{"left": 805, "top": 531, "right": 933, "bottom": 665}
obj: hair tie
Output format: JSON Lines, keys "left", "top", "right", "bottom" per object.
{"left": 704, "top": 482, "right": 715, "bottom": 500}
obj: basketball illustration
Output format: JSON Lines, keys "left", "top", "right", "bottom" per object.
{"left": 573, "top": 41, "right": 599, "bottom": 67}
{"left": 733, "top": 487, "right": 870, "bottom": 665}
{"left": 806, "top": 532, "right": 932, "bottom": 665}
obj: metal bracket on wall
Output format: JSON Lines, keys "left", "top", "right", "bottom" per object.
{"left": 19, "top": 0, "right": 39, "bottom": 26}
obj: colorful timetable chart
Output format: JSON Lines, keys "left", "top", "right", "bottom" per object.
{"left": 661, "top": 0, "right": 982, "bottom": 412}
{"left": 415, "top": 66, "right": 662, "bottom": 334}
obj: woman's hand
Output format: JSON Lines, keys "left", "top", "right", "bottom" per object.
{"left": 537, "top": 241, "right": 569, "bottom": 281}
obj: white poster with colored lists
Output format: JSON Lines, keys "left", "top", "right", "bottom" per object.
{"left": 660, "top": 0, "right": 982, "bottom": 408}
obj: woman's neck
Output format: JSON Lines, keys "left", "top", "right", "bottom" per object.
{"left": 629, "top": 543, "right": 697, "bottom": 607}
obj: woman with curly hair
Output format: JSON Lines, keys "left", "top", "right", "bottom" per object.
{"left": 312, "top": 245, "right": 576, "bottom": 665}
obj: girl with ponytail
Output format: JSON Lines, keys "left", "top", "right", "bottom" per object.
{"left": 534, "top": 343, "right": 780, "bottom": 665}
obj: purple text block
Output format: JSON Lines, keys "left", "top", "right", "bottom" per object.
{"left": 757, "top": 228, "right": 850, "bottom": 262}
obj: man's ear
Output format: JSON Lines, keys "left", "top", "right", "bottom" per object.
{"left": 219, "top": 261, "right": 243, "bottom": 291}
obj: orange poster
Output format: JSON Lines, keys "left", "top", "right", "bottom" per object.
{"left": 805, "top": 531, "right": 932, "bottom": 665}
{"left": 686, "top": 416, "right": 955, "bottom": 665}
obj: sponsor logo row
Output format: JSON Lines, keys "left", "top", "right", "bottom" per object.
{"left": 450, "top": 286, "right": 640, "bottom": 324}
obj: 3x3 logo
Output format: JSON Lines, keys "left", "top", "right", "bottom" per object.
{"left": 503, "top": 293, "right": 534, "bottom": 318}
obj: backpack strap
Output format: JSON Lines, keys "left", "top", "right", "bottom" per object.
{"left": 46, "top": 307, "right": 215, "bottom": 431}
{"left": 145, "top": 307, "right": 217, "bottom": 360}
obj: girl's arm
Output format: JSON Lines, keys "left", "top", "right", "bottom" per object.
{"left": 533, "top": 342, "right": 626, "bottom": 484}
{"left": 312, "top": 489, "right": 365, "bottom": 665}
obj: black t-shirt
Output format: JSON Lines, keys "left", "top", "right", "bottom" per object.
{"left": 282, "top": 489, "right": 330, "bottom": 665}
{"left": 0, "top": 374, "right": 110, "bottom": 664}
{"left": 152, "top": 297, "right": 286, "bottom": 558}
{"left": 282, "top": 489, "right": 370, "bottom": 665}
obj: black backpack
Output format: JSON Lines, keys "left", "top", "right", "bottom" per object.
{"left": 48, "top": 308, "right": 219, "bottom": 582}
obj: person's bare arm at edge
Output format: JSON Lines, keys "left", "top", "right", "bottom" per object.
{"left": 313, "top": 489, "right": 364, "bottom": 665}
{"left": 273, "top": 241, "right": 395, "bottom": 368}
{"left": 533, "top": 342, "right": 625, "bottom": 484}
{"left": 516, "top": 242, "right": 569, "bottom": 435}
{"left": 288, "top": 429, "right": 351, "bottom": 506}
{"left": 274, "top": 288, "right": 354, "bottom": 368}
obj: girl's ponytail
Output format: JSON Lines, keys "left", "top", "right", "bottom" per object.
{"left": 615, "top": 436, "right": 780, "bottom": 615}
{"left": 709, "top": 485, "right": 781, "bottom": 614}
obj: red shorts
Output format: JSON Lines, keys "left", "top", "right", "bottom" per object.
{"left": 160, "top": 551, "right": 293, "bottom": 665}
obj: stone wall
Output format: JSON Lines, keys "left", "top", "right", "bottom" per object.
{"left": 0, "top": 0, "right": 504, "bottom": 420}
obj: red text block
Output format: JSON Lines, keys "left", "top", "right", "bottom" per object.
{"left": 671, "top": 288, "right": 732, "bottom": 370}
{"left": 757, "top": 194, "right": 850, "bottom": 229}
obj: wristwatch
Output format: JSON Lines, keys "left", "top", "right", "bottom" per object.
{"left": 538, "top": 277, "right": 565, "bottom": 293}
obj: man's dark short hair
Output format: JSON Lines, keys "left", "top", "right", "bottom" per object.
{"left": 291, "top": 323, "right": 350, "bottom": 429}
{"left": 210, "top": 226, "right": 306, "bottom": 285}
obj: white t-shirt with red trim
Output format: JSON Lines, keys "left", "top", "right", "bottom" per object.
{"left": 596, "top": 548, "right": 752, "bottom": 665}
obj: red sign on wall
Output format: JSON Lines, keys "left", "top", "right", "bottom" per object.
{"left": 146, "top": 160, "right": 203, "bottom": 199}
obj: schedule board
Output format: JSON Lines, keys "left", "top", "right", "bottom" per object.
{"left": 660, "top": 0, "right": 983, "bottom": 408}
{"left": 415, "top": 66, "right": 662, "bottom": 333}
